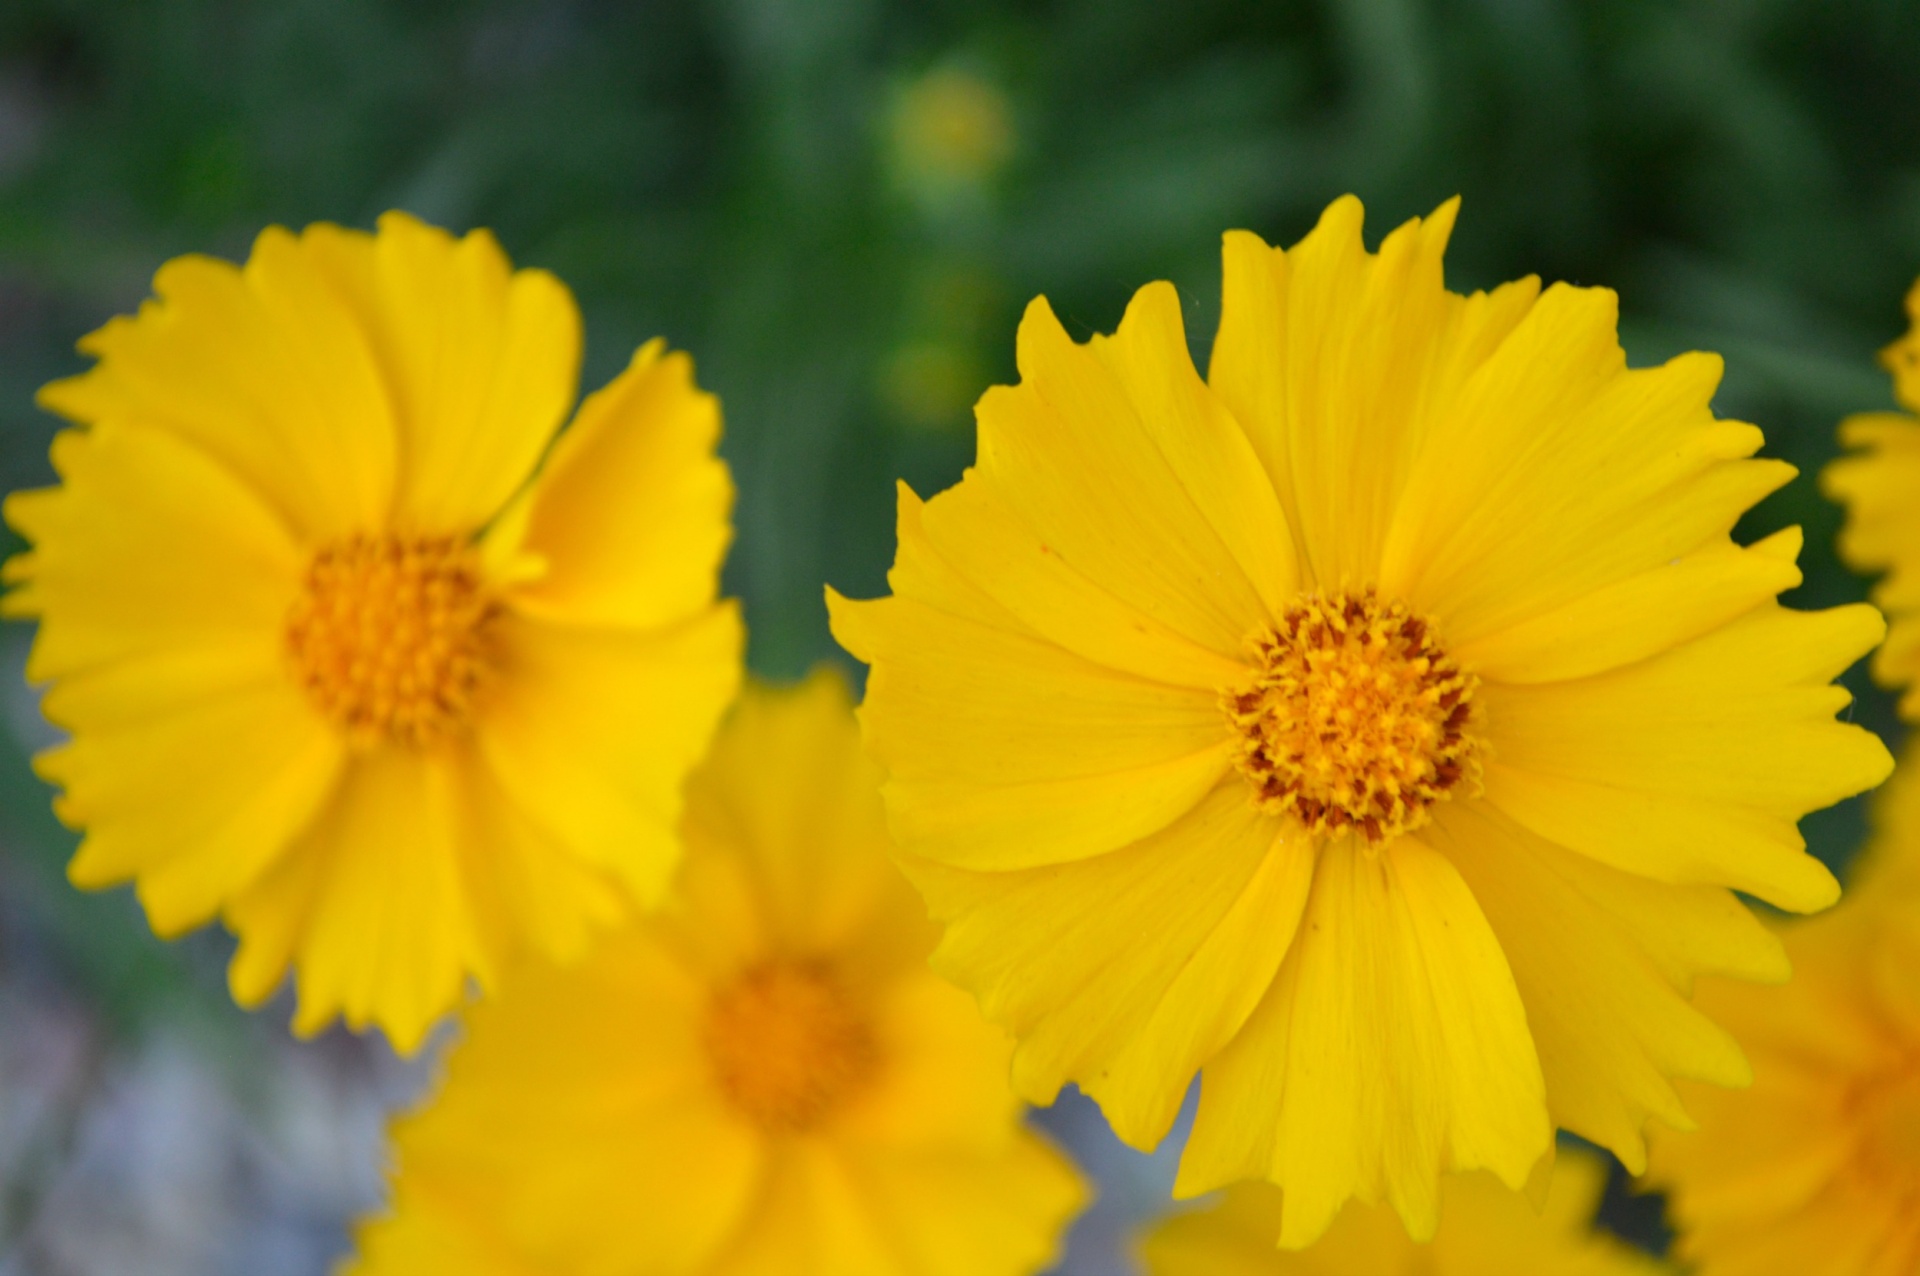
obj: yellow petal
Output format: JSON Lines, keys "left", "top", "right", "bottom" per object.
{"left": 1687, "top": 1190, "right": 1906, "bottom": 1276}
{"left": 320, "top": 211, "right": 582, "bottom": 533}
{"left": 1483, "top": 763, "right": 1839, "bottom": 913}
{"left": 1481, "top": 601, "right": 1890, "bottom": 910}
{"left": 225, "top": 745, "right": 483, "bottom": 1053}
{"left": 655, "top": 818, "right": 773, "bottom": 982}
{"left": 1432, "top": 802, "right": 1753, "bottom": 1174}
{"left": 962, "top": 292, "right": 1277, "bottom": 657}
{"left": 705, "top": 1141, "right": 903, "bottom": 1276}
{"left": 348, "top": 1177, "right": 547, "bottom": 1276}
{"left": 1087, "top": 822, "right": 1313, "bottom": 1148}
{"left": 1456, "top": 529, "right": 1804, "bottom": 684}
{"left": 831, "top": 1137, "right": 1088, "bottom": 1276}
{"left": 1087, "top": 280, "right": 1297, "bottom": 615}
{"left": 1659, "top": 1074, "right": 1857, "bottom": 1224}
{"left": 656, "top": 673, "right": 931, "bottom": 991}
{"left": 449, "top": 741, "right": 635, "bottom": 980}
{"left": 1826, "top": 411, "right": 1920, "bottom": 607}
{"left": 906, "top": 479, "right": 1248, "bottom": 689}
{"left": 391, "top": 932, "right": 766, "bottom": 1276}
{"left": 51, "top": 647, "right": 344, "bottom": 936}
{"left": 1179, "top": 835, "right": 1550, "bottom": 1248}
{"left": 834, "top": 971, "right": 1020, "bottom": 1149}
{"left": 217, "top": 733, "right": 631, "bottom": 1027}
{"left": 500, "top": 339, "right": 733, "bottom": 629}
{"left": 1210, "top": 196, "right": 1540, "bottom": 590}
{"left": 1824, "top": 409, "right": 1920, "bottom": 714}
{"left": 1851, "top": 737, "right": 1920, "bottom": 894}
{"left": 1884, "top": 279, "right": 1920, "bottom": 412}
{"left": 1877, "top": 616, "right": 1920, "bottom": 718}
{"left": 680, "top": 668, "right": 918, "bottom": 967}
{"left": 1645, "top": 905, "right": 1920, "bottom": 1276}
{"left": 1382, "top": 283, "right": 1791, "bottom": 645}
{"left": 34, "top": 229, "right": 399, "bottom": 540}
{"left": 903, "top": 779, "right": 1291, "bottom": 1145}
{"left": 12, "top": 428, "right": 323, "bottom": 916}
{"left": 829, "top": 590, "right": 1233, "bottom": 870}
{"left": 479, "top": 605, "right": 743, "bottom": 907}
{"left": 871, "top": 292, "right": 1271, "bottom": 689}
{"left": 4, "top": 423, "right": 300, "bottom": 680}
{"left": 1527, "top": 831, "right": 1788, "bottom": 993}
{"left": 1141, "top": 1150, "right": 1663, "bottom": 1276}
{"left": 870, "top": 482, "right": 1041, "bottom": 640}
{"left": 1429, "top": 1153, "right": 1667, "bottom": 1275}
{"left": 1142, "top": 1179, "right": 1415, "bottom": 1276}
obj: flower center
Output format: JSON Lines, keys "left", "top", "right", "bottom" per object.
{"left": 703, "top": 962, "right": 879, "bottom": 1133}
{"left": 1862, "top": 1058, "right": 1920, "bottom": 1179}
{"left": 284, "top": 533, "right": 500, "bottom": 748}
{"left": 1223, "top": 589, "right": 1482, "bottom": 843}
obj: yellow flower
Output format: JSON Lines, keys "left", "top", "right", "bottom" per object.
{"left": 1645, "top": 863, "right": 1920, "bottom": 1276}
{"left": 887, "top": 65, "right": 1016, "bottom": 203}
{"left": 4, "top": 213, "right": 742, "bottom": 1051}
{"left": 1140, "top": 1148, "right": 1666, "bottom": 1276}
{"left": 828, "top": 195, "right": 1892, "bottom": 1246}
{"left": 345, "top": 672, "right": 1088, "bottom": 1276}
{"left": 1824, "top": 276, "right": 1920, "bottom": 717}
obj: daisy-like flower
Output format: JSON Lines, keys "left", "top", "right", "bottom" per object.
{"left": 1645, "top": 858, "right": 1920, "bottom": 1275}
{"left": 828, "top": 195, "right": 1892, "bottom": 1245}
{"left": 1140, "top": 1148, "right": 1664, "bottom": 1276}
{"left": 1824, "top": 275, "right": 1920, "bottom": 717}
{"left": 345, "top": 672, "right": 1088, "bottom": 1276}
{"left": 5, "top": 213, "right": 742, "bottom": 1051}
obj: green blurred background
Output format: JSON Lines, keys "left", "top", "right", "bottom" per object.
{"left": 0, "top": 1, "right": 1914, "bottom": 1271}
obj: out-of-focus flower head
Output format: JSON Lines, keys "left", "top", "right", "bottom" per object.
{"left": 346, "top": 672, "right": 1088, "bottom": 1276}
{"left": 1646, "top": 809, "right": 1920, "bottom": 1276}
{"left": 886, "top": 64, "right": 1016, "bottom": 212}
{"left": 1825, "top": 276, "right": 1920, "bottom": 717}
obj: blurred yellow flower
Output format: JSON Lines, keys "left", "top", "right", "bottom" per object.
{"left": 879, "top": 339, "right": 988, "bottom": 431}
{"left": 5, "top": 212, "right": 742, "bottom": 1051}
{"left": 346, "top": 672, "right": 1088, "bottom": 1276}
{"left": 1140, "top": 1148, "right": 1665, "bottom": 1276}
{"left": 887, "top": 65, "right": 1015, "bottom": 204}
{"left": 829, "top": 195, "right": 1891, "bottom": 1246}
{"left": 1824, "top": 276, "right": 1920, "bottom": 717}
{"left": 1646, "top": 863, "right": 1920, "bottom": 1276}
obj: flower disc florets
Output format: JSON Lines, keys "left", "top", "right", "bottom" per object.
{"left": 703, "top": 960, "right": 879, "bottom": 1132}
{"left": 1224, "top": 589, "right": 1482, "bottom": 842}
{"left": 285, "top": 533, "right": 499, "bottom": 748}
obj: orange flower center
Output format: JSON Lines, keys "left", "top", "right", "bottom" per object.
{"left": 703, "top": 962, "right": 879, "bottom": 1133}
{"left": 1862, "top": 1057, "right": 1920, "bottom": 1179}
{"left": 284, "top": 533, "right": 500, "bottom": 748}
{"left": 1224, "top": 589, "right": 1482, "bottom": 842}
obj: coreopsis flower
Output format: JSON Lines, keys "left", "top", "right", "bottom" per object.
{"left": 5, "top": 213, "right": 742, "bottom": 1051}
{"left": 828, "top": 195, "right": 1892, "bottom": 1246}
{"left": 1140, "top": 1149, "right": 1664, "bottom": 1276}
{"left": 1824, "top": 276, "right": 1920, "bottom": 717}
{"left": 887, "top": 65, "right": 1015, "bottom": 208}
{"left": 346, "top": 672, "right": 1088, "bottom": 1276}
{"left": 1645, "top": 867, "right": 1920, "bottom": 1276}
